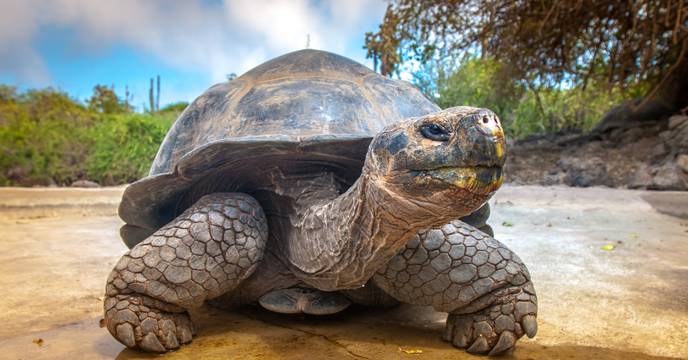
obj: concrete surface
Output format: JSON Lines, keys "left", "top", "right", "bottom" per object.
{"left": 0, "top": 185, "right": 686, "bottom": 360}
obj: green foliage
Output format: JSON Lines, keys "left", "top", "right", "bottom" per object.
{"left": 436, "top": 58, "right": 523, "bottom": 118}
{"left": 508, "top": 84, "right": 624, "bottom": 138}
{"left": 0, "top": 86, "right": 179, "bottom": 186}
{"left": 0, "top": 87, "right": 95, "bottom": 185}
{"left": 434, "top": 58, "right": 625, "bottom": 138}
{"left": 159, "top": 101, "right": 189, "bottom": 114}
{"left": 366, "top": 1, "right": 687, "bottom": 107}
{"left": 85, "top": 113, "right": 175, "bottom": 184}
{"left": 88, "top": 85, "right": 132, "bottom": 114}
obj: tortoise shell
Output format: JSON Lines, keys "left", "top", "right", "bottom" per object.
{"left": 119, "top": 49, "right": 439, "bottom": 247}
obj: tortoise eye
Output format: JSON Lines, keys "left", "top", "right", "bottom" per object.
{"left": 420, "top": 123, "right": 450, "bottom": 141}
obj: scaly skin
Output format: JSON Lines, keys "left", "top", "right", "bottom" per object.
{"left": 104, "top": 193, "right": 267, "bottom": 352}
{"left": 373, "top": 220, "right": 538, "bottom": 355}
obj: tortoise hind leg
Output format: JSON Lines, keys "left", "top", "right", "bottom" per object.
{"left": 372, "top": 220, "right": 537, "bottom": 355}
{"left": 103, "top": 193, "right": 268, "bottom": 353}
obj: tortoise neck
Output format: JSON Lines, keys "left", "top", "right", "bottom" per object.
{"left": 284, "top": 169, "right": 439, "bottom": 291}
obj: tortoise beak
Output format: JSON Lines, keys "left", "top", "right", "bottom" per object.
{"left": 422, "top": 166, "right": 504, "bottom": 194}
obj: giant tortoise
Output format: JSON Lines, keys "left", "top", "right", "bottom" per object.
{"left": 104, "top": 49, "right": 537, "bottom": 355}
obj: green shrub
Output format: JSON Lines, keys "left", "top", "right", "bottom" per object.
{"left": 433, "top": 57, "right": 626, "bottom": 138}
{"left": 0, "top": 88, "right": 96, "bottom": 185}
{"left": 0, "top": 86, "right": 179, "bottom": 186}
{"left": 86, "top": 113, "right": 175, "bottom": 184}
{"left": 508, "top": 84, "right": 624, "bottom": 138}
{"left": 436, "top": 57, "right": 523, "bottom": 119}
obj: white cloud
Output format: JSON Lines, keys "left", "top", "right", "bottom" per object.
{"left": 0, "top": 0, "right": 51, "bottom": 84}
{"left": 0, "top": 0, "right": 387, "bottom": 89}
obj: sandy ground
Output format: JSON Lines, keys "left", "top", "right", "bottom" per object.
{"left": 0, "top": 185, "right": 686, "bottom": 360}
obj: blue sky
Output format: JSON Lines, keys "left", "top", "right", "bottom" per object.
{"left": 0, "top": 0, "right": 387, "bottom": 109}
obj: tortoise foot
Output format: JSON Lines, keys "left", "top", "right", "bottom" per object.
{"left": 443, "top": 283, "right": 538, "bottom": 356}
{"left": 259, "top": 287, "right": 351, "bottom": 315}
{"left": 104, "top": 294, "right": 195, "bottom": 353}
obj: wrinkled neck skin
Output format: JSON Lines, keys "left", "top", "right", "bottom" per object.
{"left": 276, "top": 165, "right": 484, "bottom": 292}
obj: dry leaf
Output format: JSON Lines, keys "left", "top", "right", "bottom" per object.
{"left": 32, "top": 338, "right": 44, "bottom": 346}
{"left": 399, "top": 347, "right": 423, "bottom": 354}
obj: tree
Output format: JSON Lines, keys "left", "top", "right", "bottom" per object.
{"left": 364, "top": 9, "right": 405, "bottom": 76}
{"left": 88, "top": 85, "right": 131, "bottom": 114}
{"left": 365, "top": 0, "right": 688, "bottom": 126}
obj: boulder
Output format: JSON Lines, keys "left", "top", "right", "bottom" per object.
{"left": 629, "top": 160, "right": 687, "bottom": 190}
{"left": 71, "top": 180, "right": 100, "bottom": 188}
{"left": 557, "top": 156, "right": 611, "bottom": 187}
{"left": 677, "top": 154, "right": 688, "bottom": 173}
{"left": 666, "top": 115, "right": 688, "bottom": 155}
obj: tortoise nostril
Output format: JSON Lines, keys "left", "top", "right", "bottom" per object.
{"left": 482, "top": 116, "right": 489, "bottom": 124}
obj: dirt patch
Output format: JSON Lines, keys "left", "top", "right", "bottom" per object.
{"left": 0, "top": 187, "right": 123, "bottom": 220}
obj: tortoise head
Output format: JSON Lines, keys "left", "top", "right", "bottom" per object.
{"left": 365, "top": 106, "right": 506, "bottom": 217}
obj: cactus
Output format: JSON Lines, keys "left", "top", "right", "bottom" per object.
{"left": 156, "top": 75, "right": 160, "bottom": 112}
{"left": 149, "top": 78, "right": 154, "bottom": 112}
{"left": 148, "top": 76, "right": 161, "bottom": 112}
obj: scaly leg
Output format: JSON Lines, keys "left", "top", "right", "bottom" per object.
{"left": 103, "top": 193, "right": 268, "bottom": 352}
{"left": 373, "top": 220, "right": 537, "bottom": 355}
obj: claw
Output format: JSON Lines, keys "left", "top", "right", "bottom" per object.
{"left": 160, "top": 319, "right": 179, "bottom": 349}
{"left": 178, "top": 324, "right": 193, "bottom": 344}
{"left": 162, "top": 331, "right": 179, "bottom": 350}
{"left": 450, "top": 317, "right": 472, "bottom": 348}
{"left": 467, "top": 335, "right": 490, "bottom": 354}
{"left": 140, "top": 332, "right": 166, "bottom": 353}
{"left": 521, "top": 314, "right": 538, "bottom": 338}
{"left": 488, "top": 331, "right": 515, "bottom": 356}
{"left": 115, "top": 323, "right": 136, "bottom": 348}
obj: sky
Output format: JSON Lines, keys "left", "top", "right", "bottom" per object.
{"left": 0, "top": 0, "right": 388, "bottom": 109}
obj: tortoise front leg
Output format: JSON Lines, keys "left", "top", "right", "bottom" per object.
{"left": 103, "top": 193, "right": 267, "bottom": 352}
{"left": 372, "top": 220, "right": 537, "bottom": 355}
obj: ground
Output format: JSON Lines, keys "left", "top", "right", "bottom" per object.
{"left": 0, "top": 186, "right": 686, "bottom": 360}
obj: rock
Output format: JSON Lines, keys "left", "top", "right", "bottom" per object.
{"left": 543, "top": 171, "right": 566, "bottom": 186}
{"left": 71, "top": 180, "right": 100, "bottom": 188}
{"left": 678, "top": 154, "right": 688, "bottom": 173}
{"left": 629, "top": 163, "right": 653, "bottom": 189}
{"left": 668, "top": 115, "right": 688, "bottom": 130}
{"left": 651, "top": 143, "right": 668, "bottom": 159}
{"left": 620, "top": 127, "right": 645, "bottom": 143}
{"left": 558, "top": 156, "right": 610, "bottom": 187}
{"left": 665, "top": 116, "right": 688, "bottom": 155}
{"left": 631, "top": 161, "right": 688, "bottom": 190}
{"left": 651, "top": 162, "right": 686, "bottom": 190}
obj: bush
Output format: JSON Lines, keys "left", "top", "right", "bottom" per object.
{"left": 86, "top": 113, "right": 175, "bottom": 184}
{"left": 509, "top": 84, "right": 624, "bottom": 138}
{"left": 0, "top": 87, "right": 96, "bottom": 185}
{"left": 0, "top": 86, "right": 179, "bottom": 186}
{"left": 432, "top": 57, "right": 626, "bottom": 138}
{"left": 436, "top": 57, "right": 523, "bottom": 119}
